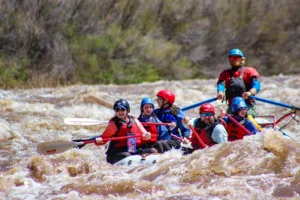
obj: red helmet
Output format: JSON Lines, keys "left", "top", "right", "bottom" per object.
{"left": 156, "top": 90, "right": 175, "bottom": 104}
{"left": 199, "top": 103, "right": 215, "bottom": 115}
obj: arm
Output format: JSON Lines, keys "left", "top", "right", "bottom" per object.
{"left": 153, "top": 117, "right": 171, "bottom": 140}
{"left": 211, "top": 124, "right": 228, "bottom": 143}
{"left": 245, "top": 120, "right": 259, "bottom": 135}
{"left": 217, "top": 72, "right": 226, "bottom": 100}
{"left": 243, "top": 77, "right": 261, "bottom": 99}
{"left": 251, "top": 77, "right": 260, "bottom": 93}
{"left": 177, "top": 110, "right": 190, "bottom": 138}
{"left": 217, "top": 81, "right": 225, "bottom": 93}
{"left": 96, "top": 121, "right": 118, "bottom": 145}
{"left": 243, "top": 67, "right": 260, "bottom": 99}
{"left": 182, "top": 117, "right": 198, "bottom": 129}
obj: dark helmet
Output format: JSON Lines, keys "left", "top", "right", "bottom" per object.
{"left": 113, "top": 99, "right": 130, "bottom": 112}
{"left": 228, "top": 48, "right": 244, "bottom": 57}
{"left": 231, "top": 97, "right": 248, "bottom": 113}
{"left": 199, "top": 103, "right": 215, "bottom": 115}
{"left": 156, "top": 90, "right": 175, "bottom": 104}
{"left": 140, "top": 97, "right": 154, "bottom": 111}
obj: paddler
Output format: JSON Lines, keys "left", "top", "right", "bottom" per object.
{"left": 219, "top": 97, "right": 260, "bottom": 141}
{"left": 154, "top": 90, "right": 190, "bottom": 150}
{"left": 95, "top": 99, "right": 154, "bottom": 164}
{"left": 182, "top": 103, "right": 228, "bottom": 152}
{"left": 216, "top": 48, "right": 261, "bottom": 117}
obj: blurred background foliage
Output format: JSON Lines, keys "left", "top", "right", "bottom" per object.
{"left": 0, "top": 0, "right": 299, "bottom": 88}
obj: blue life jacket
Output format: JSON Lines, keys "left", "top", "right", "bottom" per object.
{"left": 153, "top": 108, "right": 190, "bottom": 139}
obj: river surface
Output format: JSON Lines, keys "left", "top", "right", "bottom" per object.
{"left": 0, "top": 74, "right": 300, "bottom": 200}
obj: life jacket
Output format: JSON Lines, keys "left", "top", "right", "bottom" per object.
{"left": 226, "top": 115, "right": 249, "bottom": 141}
{"left": 141, "top": 124, "right": 158, "bottom": 144}
{"left": 154, "top": 106, "right": 181, "bottom": 137}
{"left": 109, "top": 115, "right": 143, "bottom": 148}
{"left": 218, "top": 66, "right": 260, "bottom": 105}
{"left": 225, "top": 67, "right": 246, "bottom": 100}
{"left": 138, "top": 115, "right": 159, "bottom": 145}
{"left": 155, "top": 105, "right": 190, "bottom": 139}
{"left": 191, "top": 118, "right": 220, "bottom": 149}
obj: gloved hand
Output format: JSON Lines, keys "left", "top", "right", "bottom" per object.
{"left": 95, "top": 137, "right": 103, "bottom": 145}
{"left": 182, "top": 137, "right": 190, "bottom": 144}
{"left": 169, "top": 122, "right": 177, "bottom": 131}
{"left": 182, "top": 117, "right": 191, "bottom": 125}
{"left": 143, "top": 132, "right": 151, "bottom": 140}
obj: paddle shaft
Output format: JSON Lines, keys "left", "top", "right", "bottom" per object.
{"left": 182, "top": 97, "right": 217, "bottom": 111}
{"left": 64, "top": 118, "right": 170, "bottom": 126}
{"left": 250, "top": 96, "right": 300, "bottom": 111}
{"left": 225, "top": 113, "right": 253, "bottom": 135}
{"left": 188, "top": 124, "right": 207, "bottom": 148}
{"left": 38, "top": 135, "right": 136, "bottom": 155}
{"left": 85, "top": 95, "right": 218, "bottom": 112}
{"left": 84, "top": 95, "right": 113, "bottom": 109}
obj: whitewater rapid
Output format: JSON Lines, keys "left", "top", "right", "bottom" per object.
{"left": 0, "top": 74, "right": 299, "bottom": 199}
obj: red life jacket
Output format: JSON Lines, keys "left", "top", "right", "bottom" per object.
{"left": 191, "top": 118, "right": 219, "bottom": 150}
{"left": 217, "top": 66, "right": 260, "bottom": 104}
{"left": 141, "top": 124, "right": 158, "bottom": 145}
{"left": 110, "top": 115, "right": 143, "bottom": 148}
{"left": 226, "top": 116, "right": 247, "bottom": 141}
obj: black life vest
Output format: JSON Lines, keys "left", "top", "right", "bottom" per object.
{"left": 225, "top": 67, "right": 246, "bottom": 99}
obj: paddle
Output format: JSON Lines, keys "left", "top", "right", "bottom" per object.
{"left": 225, "top": 113, "right": 253, "bottom": 135}
{"left": 83, "top": 95, "right": 113, "bottom": 109}
{"left": 64, "top": 118, "right": 170, "bottom": 126}
{"left": 64, "top": 118, "right": 109, "bottom": 125}
{"left": 250, "top": 96, "right": 300, "bottom": 111}
{"left": 188, "top": 124, "right": 207, "bottom": 149}
{"left": 37, "top": 135, "right": 136, "bottom": 155}
{"left": 181, "top": 97, "right": 217, "bottom": 111}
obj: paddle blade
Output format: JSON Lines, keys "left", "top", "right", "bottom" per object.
{"left": 84, "top": 95, "right": 113, "bottom": 109}
{"left": 64, "top": 118, "right": 108, "bottom": 126}
{"left": 37, "top": 140, "right": 83, "bottom": 155}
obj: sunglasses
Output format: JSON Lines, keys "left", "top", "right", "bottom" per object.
{"left": 200, "top": 113, "right": 214, "bottom": 117}
{"left": 229, "top": 56, "right": 242, "bottom": 61}
{"left": 115, "top": 108, "right": 126, "bottom": 112}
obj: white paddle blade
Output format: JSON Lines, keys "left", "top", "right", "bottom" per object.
{"left": 64, "top": 118, "right": 108, "bottom": 126}
{"left": 37, "top": 140, "right": 83, "bottom": 155}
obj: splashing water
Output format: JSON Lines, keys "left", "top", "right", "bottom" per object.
{"left": 0, "top": 75, "right": 299, "bottom": 199}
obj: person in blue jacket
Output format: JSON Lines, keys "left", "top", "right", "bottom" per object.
{"left": 153, "top": 90, "right": 190, "bottom": 149}
{"left": 219, "top": 97, "right": 259, "bottom": 141}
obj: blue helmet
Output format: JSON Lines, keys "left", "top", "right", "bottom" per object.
{"left": 231, "top": 97, "right": 248, "bottom": 113}
{"left": 228, "top": 49, "right": 244, "bottom": 57}
{"left": 140, "top": 97, "right": 154, "bottom": 111}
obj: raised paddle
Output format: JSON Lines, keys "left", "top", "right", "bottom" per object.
{"left": 225, "top": 113, "right": 253, "bottom": 135}
{"left": 181, "top": 97, "right": 217, "bottom": 111}
{"left": 84, "top": 95, "right": 218, "bottom": 112}
{"left": 37, "top": 135, "right": 136, "bottom": 155}
{"left": 83, "top": 95, "right": 113, "bottom": 109}
{"left": 250, "top": 96, "right": 300, "bottom": 111}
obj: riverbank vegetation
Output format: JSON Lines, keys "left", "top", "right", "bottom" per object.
{"left": 0, "top": 0, "right": 299, "bottom": 88}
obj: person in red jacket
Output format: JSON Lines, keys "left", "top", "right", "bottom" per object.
{"left": 95, "top": 99, "right": 153, "bottom": 164}
{"left": 216, "top": 48, "right": 261, "bottom": 117}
